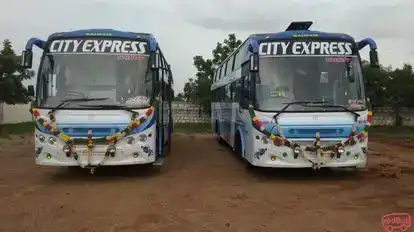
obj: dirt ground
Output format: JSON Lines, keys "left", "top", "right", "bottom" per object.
{"left": 0, "top": 133, "right": 413, "bottom": 232}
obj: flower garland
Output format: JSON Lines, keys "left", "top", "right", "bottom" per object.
{"left": 248, "top": 105, "right": 373, "bottom": 166}
{"left": 30, "top": 106, "right": 154, "bottom": 166}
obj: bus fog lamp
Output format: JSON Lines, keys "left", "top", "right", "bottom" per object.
{"left": 45, "top": 153, "right": 52, "bottom": 159}
{"left": 270, "top": 155, "right": 276, "bottom": 161}
{"left": 126, "top": 136, "right": 135, "bottom": 145}
{"left": 353, "top": 153, "right": 359, "bottom": 160}
{"left": 138, "top": 134, "right": 147, "bottom": 142}
{"left": 133, "top": 152, "right": 139, "bottom": 158}
{"left": 48, "top": 137, "right": 57, "bottom": 145}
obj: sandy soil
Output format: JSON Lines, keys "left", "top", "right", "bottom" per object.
{"left": 0, "top": 133, "right": 413, "bottom": 232}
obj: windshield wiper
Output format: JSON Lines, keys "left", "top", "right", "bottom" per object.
{"left": 78, "top": 104, "right": 140, "bottom": 114}
{"left": 50, "top": 98, "right": 110, "bottom": 113}
{"left": 312, "top": 104, "right": 360, "bottom": 119}
{"left": 78, "top": 104, "right": 125, "bottom": 109}
{"left": 273, "top": 100, "right": 360, "bottom": 124}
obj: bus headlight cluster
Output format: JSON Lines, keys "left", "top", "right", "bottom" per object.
{"left": 138, "top": 134, "right": 147, "bottom": 142}
{"left": 37, "top": 134, "right": 58, "bottom": 146}
{"left": 126, "top": 136, "right": 135, "bottom": 145}
{"left": 48, "top": 137, "right": 57, "bottom": 145}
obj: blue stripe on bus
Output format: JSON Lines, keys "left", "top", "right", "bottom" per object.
{"left": 256, "top": 123, "right": 366, "bottom": 139}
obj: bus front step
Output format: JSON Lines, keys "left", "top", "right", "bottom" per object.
{"left": 153, "top": 157, "right": 164, "bottom": 166}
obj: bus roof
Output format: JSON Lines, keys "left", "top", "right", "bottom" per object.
{"left": 47, "top": 29, "right": 155, "bottom": 40}
{"left": 248, "top": 30, "right": 355, "bottom": 42}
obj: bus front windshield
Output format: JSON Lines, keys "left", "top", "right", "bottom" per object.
{"left": 37, "top": 53, "right": 152, "bottom": 108}
{"left": 256, "top": 56, "right": 365, "bottom": 111}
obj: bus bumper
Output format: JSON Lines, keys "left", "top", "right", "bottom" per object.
{"left": 250, "top": 136, "right": 368, "bottom": 169}
{"left": 34, "top": 124, "right": 157, "bottom": 167}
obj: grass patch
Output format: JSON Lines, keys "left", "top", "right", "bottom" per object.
{"left": 173, "top": 123, "right": 211, "bottom": 133}
{"left": 0, "top": 121, "right": 35, "bottom": 138}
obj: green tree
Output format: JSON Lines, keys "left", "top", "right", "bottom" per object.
{"left": 183, "top": 78, "right": 197, "bottom": 102}
{"left": 363, "top": 60, "right": 414, "bottom": 126}
{"left": 183, "top": 34, "right": 242, "bottom": 113}
{"left": 174, "top": 92, "right": 185, "bottom": 101}
{"left": 386, "top": 63, "right": 414, "bottom": 125}
{"left": 362, "top": 60, "right": 391, "bottom": 107}
{"left": 0, "top": 39, "right": 34, "bottom": 104}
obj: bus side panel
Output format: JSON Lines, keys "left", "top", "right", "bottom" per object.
{"left": 221, "top": 101, "right": 233, "bottom": 145}
{"left": 239, "top": 109, "right": 255, "bottom": 163}
{"left": 229, "top": 102, "right": 238, "bottom": 148}
{"left": 162, "top": 100, "right": 169, "bottom": 145}
{"left": 217, "top": 102, "right": 225, "bottom": 141}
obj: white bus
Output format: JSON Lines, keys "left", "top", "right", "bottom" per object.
{"left": 21, "top": 29, "right": 173, "bottom": 174}
{"left": 211, "top": 21, "right": 378, "bottom": 169}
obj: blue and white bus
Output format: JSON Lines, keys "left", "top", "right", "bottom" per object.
{"left": 211, "top": 21, "right": 378, "bottom": 169}
{"left": 21, "top": 29, "right": 173, "bottom": 173}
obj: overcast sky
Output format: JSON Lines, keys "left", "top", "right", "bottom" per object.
{"left": 1, "top": 0, "right": 413, "bottom": 93}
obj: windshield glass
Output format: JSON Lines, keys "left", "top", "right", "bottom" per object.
{"left": 256, "top": 56, "right": 365, "bottom": 111}
{"left": 37, "top": 53, "right": 152, "bottom": 108}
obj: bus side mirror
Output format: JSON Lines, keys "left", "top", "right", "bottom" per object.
{"left": 27, "top": 85, "right": 35, "bottom": 97}
{"left": 249, "top": 54, "right": 259, "bottom": 72}
{"left": 369, "top": 50, "right": 379, "bottom": 68}
{"left": 21, "top": 50, "right": 33, "bottom": 69}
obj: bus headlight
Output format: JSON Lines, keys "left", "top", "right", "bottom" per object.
{"left": 126, "top": 137, "right": 135, "bottom": 145}
{"left": 38, "top": 135, "right": 46, "bottom": 143}
{"left": 48, "top": 137, "right": 57, "bottom": 145}
{"left": 261, "top": 136, "right": 269, "bottom": 144}
{"left": 338, "top": 147, "right": 345, "bottom": 154}
{"left": 138, "top": 134, "right": 147, "bottom": 142}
